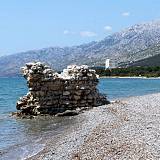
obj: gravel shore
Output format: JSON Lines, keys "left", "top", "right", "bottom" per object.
{"left": 29, "top": 93, "right": 160, "bottom": 160}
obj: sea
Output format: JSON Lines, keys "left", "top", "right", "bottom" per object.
{"left": 1, "top": 77, "right": 160, "bottom": 159}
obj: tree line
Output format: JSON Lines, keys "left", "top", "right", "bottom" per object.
{"left": 93, "top": 66, "right": 160, "bottom": 77}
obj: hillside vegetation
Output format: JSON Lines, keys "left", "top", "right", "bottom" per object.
{"left": 96, "top": 66, "right": 160, "bottom": 77}
{"left": 120, "top": 43, "right": 160, "bottom": 67}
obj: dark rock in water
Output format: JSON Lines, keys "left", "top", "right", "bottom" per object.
{"left": 12, "top": 112, "right": 35, "bottom": 119}
{"left": 16, "top": 62, "right": 109, "bottom": 116}
{"left": 55, "top": 110, "right": 79, "bottom": 116}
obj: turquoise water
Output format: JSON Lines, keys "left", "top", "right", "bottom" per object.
{"left": 99, "top": 78, "right": 160, "bottom": 100}
{"left": 1, "top": 77, "right": 160, "bottom": 159}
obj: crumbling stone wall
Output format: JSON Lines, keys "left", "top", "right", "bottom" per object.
{"left": 16, "top": 62, "right": 108, "bottom": 115}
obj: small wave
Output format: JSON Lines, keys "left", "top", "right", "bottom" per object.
{"left": 1, "top": 140, "right": 45, "bottom": 160}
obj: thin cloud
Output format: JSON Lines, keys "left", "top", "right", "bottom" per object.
{"left": 63, "top": 30, "right": 70, "bottom": 34}
{"left": 122, "top": 12, "right": 130, "bottom": 17}
{"left": 80, "top": 31, "right": 97, "bottom": 37}
{"left": 63, "top": 30, "right": 75, "bottom": 35}
{"left": 104, "top": 25, "right": 112, "bottom": 31}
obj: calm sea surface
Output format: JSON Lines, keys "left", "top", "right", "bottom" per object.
{"left": 1, "top": 77, "right": 160, "bottom": 159}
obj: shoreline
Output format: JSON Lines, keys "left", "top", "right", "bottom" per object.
{"left": 100, "top": 76, "right": 160, "bottom": 79}
{"left": 28, "top": 92, "right": 160, "bottom": 159}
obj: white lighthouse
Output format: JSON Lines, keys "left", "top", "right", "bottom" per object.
{"left": 105, "top": 59, "right": 110, "bottom": 69}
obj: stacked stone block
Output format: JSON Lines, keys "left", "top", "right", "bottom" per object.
{"left": 16, "top": 62, "right": 108, "bottom": 115}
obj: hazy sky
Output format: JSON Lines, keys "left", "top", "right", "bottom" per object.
{"left": 0, "top": 0, "right": 160, "bottom": 56}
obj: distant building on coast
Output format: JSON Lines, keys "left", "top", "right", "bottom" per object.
{"left": 105, "top": 59, "right": 116, "bottom": 69}
{"left": 105, "top": 59, "right": 110, "bottom": 69}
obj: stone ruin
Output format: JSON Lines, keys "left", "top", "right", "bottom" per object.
{"left": 16, "top": 62, "right": 108, "bottom": 116}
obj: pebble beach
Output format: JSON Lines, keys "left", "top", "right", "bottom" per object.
{"left": 27, "top": 93, "right": 160, "bottom": 160}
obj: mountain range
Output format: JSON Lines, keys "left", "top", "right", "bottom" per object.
{"left": 1, "top": 20, "right": 160, "bottom": 76}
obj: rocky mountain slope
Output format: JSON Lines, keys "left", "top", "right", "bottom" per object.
{"left": 1, "top": 20, "right": 160, "bottom": 76}
{"left": 123, "top": 52, "right": 160, "bottom": 67}
{"left": 119, "top": 42, "right": 160, "bottom": 66}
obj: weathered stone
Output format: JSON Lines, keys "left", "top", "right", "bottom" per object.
{"left": 16, "top": 62, "right": 108, "bottom": 116}
{"left": 74, "top": 95, "right": 81, "bottom": 100}
{"left": 63, "top": 91, "right": 70, "bottom": 96}
{"left": 55, "top": 110, "right": 78, "bottom": 116}
{"left": 75, "top": 90, "right": 82, "bottom": 96}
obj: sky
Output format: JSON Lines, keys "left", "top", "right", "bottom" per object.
{"left": 0, "top": 0, "right": 160, "bottom": 56}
